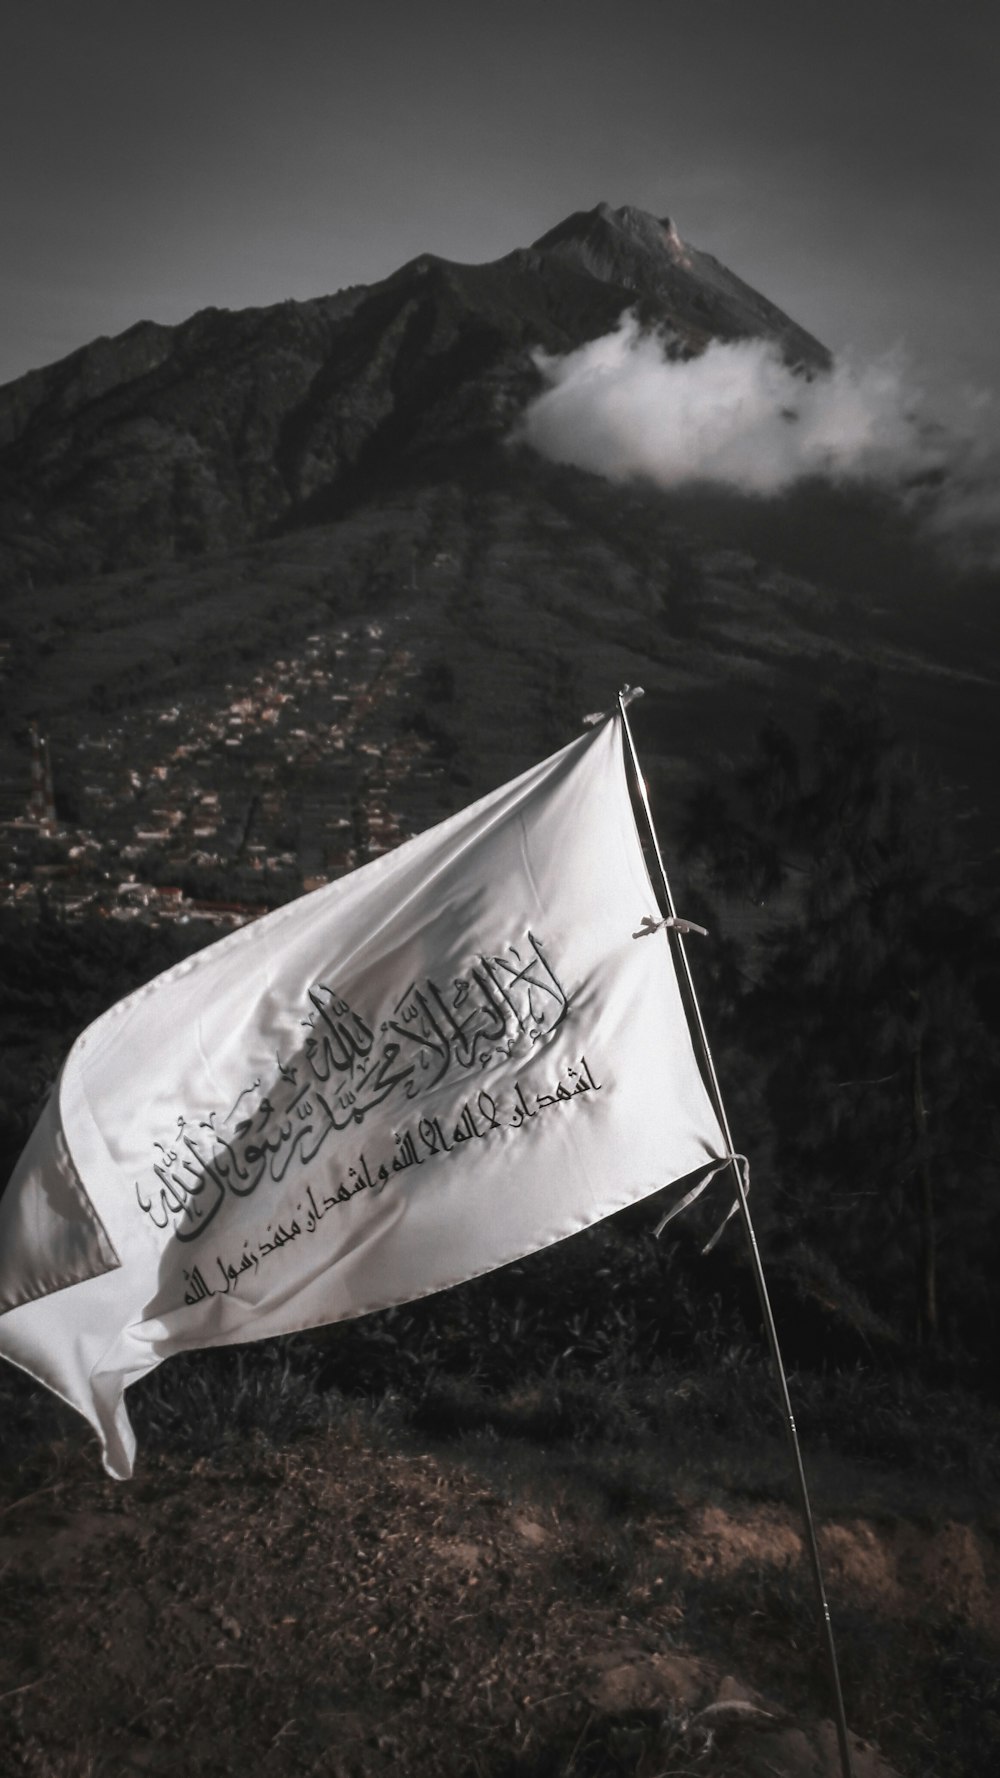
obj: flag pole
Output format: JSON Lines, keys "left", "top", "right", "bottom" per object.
{"left": 616, "top": 688, "right": 855, "bottom": 1778}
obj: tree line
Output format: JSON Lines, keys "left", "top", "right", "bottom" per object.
{"left": 677, "top": 693, "right": 1000, "bottom": 1364}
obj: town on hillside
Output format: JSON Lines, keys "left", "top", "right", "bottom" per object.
{"left": 0, "top": 614, "right": 452, "bottom": 932}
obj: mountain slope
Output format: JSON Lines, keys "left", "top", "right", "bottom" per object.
{"left": 0, "top": 201, "right": 996, "bottom": 885}
{"left": 0, "top": 205, "right": 829, "bottom": 586}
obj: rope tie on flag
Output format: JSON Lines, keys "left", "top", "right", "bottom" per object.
{"left": 583, "top": 683, "right": 644, "bottom": 726}
{"left": 633, "top": 913, "right": 709, "bottom": 939}
{"left": 654, "top": 1153, "right": 750, "bottom": 1252}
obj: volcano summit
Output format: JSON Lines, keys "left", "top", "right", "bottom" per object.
{"left": 0, "top": 204, "right": 830, "bottom": 585}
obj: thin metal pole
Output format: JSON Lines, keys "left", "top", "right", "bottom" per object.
{"left": 617, "top": 688, "right": 855, "bottom": 1778}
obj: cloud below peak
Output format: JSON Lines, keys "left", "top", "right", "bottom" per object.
{"left": 518, "top": 314, "right": 939, "bottom": 496}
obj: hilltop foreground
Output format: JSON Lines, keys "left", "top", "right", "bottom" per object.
{"left": 3, "top": 1294, "right": 1000, "bottom": 1778}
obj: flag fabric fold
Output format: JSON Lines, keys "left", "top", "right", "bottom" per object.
{"left": 0, "top": 712, "right": 726, "bottom": 1476}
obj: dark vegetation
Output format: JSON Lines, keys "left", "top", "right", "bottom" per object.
{"left": 681, "top": 695, "right": 1000, "bottom": 1362}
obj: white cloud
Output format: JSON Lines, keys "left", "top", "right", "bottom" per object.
{"left": 518, "top": 314, "right": 939, "bottom": 494}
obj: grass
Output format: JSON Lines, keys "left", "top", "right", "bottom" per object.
{"left": 3, "top": 1246, "right": 1000, "bottom": 1778}
{"left": 5, "top": 1252, "right": 1000, "bottom": 1518}
{"left": 3, "top": 1324, "right": 1000, "bottom": 1777}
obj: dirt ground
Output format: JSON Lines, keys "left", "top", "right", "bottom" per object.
{"left": 5, "top": 1408, "right": 996, "bottom": 1778}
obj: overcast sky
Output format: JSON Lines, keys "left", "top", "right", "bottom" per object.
{"left": 2, "top": 0, "right": 997, "bottom": 401}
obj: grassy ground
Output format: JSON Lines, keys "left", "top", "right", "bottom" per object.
{"left": 2, "top": 1307, "right": 999, "bottom": 1778}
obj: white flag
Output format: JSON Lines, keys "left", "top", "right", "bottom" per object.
{"left": 0, "top": 712, "right": 726, "bottom": 1477}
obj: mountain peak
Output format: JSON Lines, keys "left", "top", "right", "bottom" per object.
{"left": 595, "top": 202, "right": 689, "bottom": 258}
{"left": 532, "top": 202, "right": 690, "bottom": 270}
{"left": 530, "top": 202, "right": 828, "bottom": 371}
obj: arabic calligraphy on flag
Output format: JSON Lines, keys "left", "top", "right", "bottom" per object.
{"left": 0, "top": 713, "right": 726, "bottom": 1477}
{"left": 137, "top": 929, "right": 572, "bottom": 1252}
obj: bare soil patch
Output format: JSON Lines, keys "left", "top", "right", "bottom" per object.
{"left": 6, "top": 1409, "right": 984, "bottom": 1777}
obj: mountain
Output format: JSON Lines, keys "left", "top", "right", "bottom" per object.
{"left": 0, "top": 202, "right": 996, "bottom": 894}
{"left": 529, "top": 202, "right": 829, "bottom": 369}
{"left": 0, "top": 204, "right": 829, "bottom": 588}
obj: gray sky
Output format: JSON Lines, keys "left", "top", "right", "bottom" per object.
{"left": 2, "top": 0, "right": 997, "bottom": 400}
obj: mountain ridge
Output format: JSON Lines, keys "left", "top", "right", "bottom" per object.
{"left": 0, "top": 204, "right": 830, "bottom": 586}
{"left": 1, "top": 201, "right": 997, "bottom": 897}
